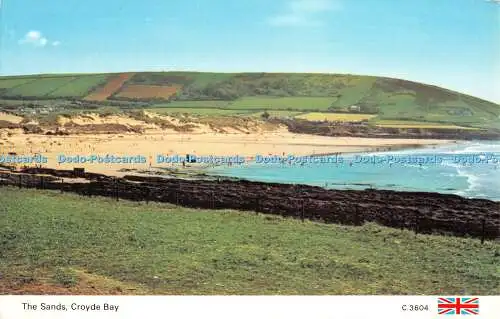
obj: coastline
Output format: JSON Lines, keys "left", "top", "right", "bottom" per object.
{"left": 0, "top": 130, "right": 453, "bottom": 176}
{"left": 302, "top": 140, "right": 462, "bottom": 157}
{"left": 202, "top": 140, "right": 500, "bottom": 202}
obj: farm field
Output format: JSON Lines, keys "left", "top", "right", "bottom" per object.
{"left": 374, "top": 120, "right": 481, "bottom": 130}
{"left": 484, "top": 120, "right": 500, "bottom": 130}
{"left": 46, "top": 74, "right": 109, "bottom": 98}
{"left": 2, "top": 77, "right": 76, "bottom": 98}
{"left": 115, "top": 85, "right": 181, "bottom": 100}
{"left": 0, "top": 187, "right": 498, "bottom": 295}
{"left": 330, "top": 77, "right": 376, "bottom": 108}
{"left": 84, "top": 73, "right": 133, "bottom": 101}
{"left": 0, "top": 99, "right": 35, "bottom": 106}
{"left": 0, "top": 78, "right": 35, "bottom": 89}
{"left": 251, "top": 110, "right": 304, "bottom": 118}
{"left": 229, "top": 96, "right": 335, "bottom": 110}
{"left": 154, "top": 100, "right": 232, "bottom": 108}
{"left": 296, "top": 112, "right": 376, "bottom": 122}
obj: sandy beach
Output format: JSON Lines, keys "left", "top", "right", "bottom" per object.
{"left": 0, "top": 110, "right": 453, "bottom": 175}
{"left": 1, "top": 129, "right": 452, "bottom": 176}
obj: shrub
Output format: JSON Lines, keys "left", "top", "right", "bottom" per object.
{"left": 52, "top": 268, "right": 78, "bottom": 288}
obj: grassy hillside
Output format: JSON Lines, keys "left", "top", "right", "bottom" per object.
{"left": 1, "top": 187, "right": 498, "bottom": 295}
{"left": 0, "top": 74, "right": 110, "bottom": 100}
{"left": 0, "top": 72, "right": 498, "bottom": 129}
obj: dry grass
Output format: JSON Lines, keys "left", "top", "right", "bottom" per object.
{"left": 0, "top": 112, "right": 24, "bottom": 124}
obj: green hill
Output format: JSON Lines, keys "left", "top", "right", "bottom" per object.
{"left": 0, "top": 72, "right": 498, "bottom": 129}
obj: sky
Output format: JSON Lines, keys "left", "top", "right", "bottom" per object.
{"left": 0, "top": 0, "right": 499, "bottom": 102}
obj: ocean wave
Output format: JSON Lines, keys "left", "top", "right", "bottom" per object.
{"left": 209, "top": 141, "right": 500, "bottom": 200}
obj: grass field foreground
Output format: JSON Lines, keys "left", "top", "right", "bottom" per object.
{"left": 1, "top": 187, "right": 498, "bottom": 295}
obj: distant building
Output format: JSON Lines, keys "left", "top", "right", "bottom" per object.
{"left": 349, "top": 105, "right": 361, "bottom": 112}
{"left": 447, "top": 108, "right": 473, "bottom": 116}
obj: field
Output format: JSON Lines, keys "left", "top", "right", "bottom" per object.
{"left": 0, "top": 187, "right": 498, "bottom": 295}
{"left": 161, "top": 97, "right": 335, "bottom": 111}
{"left": 296, "top": 112, "right": 377, "bottom": 122}
{"left": 0, "top": 99, "right": 34, "bottom": 106}
{"left": 228, "top": 97, "right": 335, "bottom": 110}
{"left": 374, "top": 120, "right": 481, "bottom": 130}
{"left": 84, "top": 73, "right": 133, "bottom": 101}
{"left": 2, "top": 77, "right": 76, "bottom": 98}
{"left": 329, "top": 77, "right": 376, "bottom": 108}
{"left": 46, "top": 75, "right": 109, "bottom": 98}
{"left": 155, "top": 100, "right": 232, "bottom": 108}
{"left": 251, "top": 110, "right": 303, "bottom": 118}
{"left": 115, "top": 85, "right": 181, "bottom": 100}
{"left": 0, "top": 78, "right": 35, "bottom": 89}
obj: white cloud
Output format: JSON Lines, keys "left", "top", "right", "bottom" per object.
{"left": 18, "top": 30, "right": 58, "bottom": 47}
{"left": 26, "top": 31, "right": 41, "bottom": 41}
{"left": 52, "top": 41, "right": 61, "bottom": 47}
{"left": 268, "top": 0, "right": 340, "bottom": 27}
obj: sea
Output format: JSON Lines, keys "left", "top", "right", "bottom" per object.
{"left": 208, "top": 141, "right": 500, "bottom": 201}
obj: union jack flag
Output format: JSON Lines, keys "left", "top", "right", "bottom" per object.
{"left": 438, "top": 297, "right": 479, "bottom": 315}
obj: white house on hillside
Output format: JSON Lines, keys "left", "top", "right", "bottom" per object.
{"left": 349, "top": 105, "right": 361, "bottom": 112}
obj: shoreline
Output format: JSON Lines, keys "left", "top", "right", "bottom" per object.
{"left": 194, "top": 140, "right": 460, "bottom": 169}
{"left": 200, "top": 140, "right": 500, "bottom": 202}
{"left": 302, "top": 141, "right": 459, "bottom": 157}
{"left": 0, "top": 130, "right": 454, "bottom": 176}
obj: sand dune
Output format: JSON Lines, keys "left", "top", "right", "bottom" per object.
{"left": 0, "top": 112, "right": 23, "bottom": 124}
